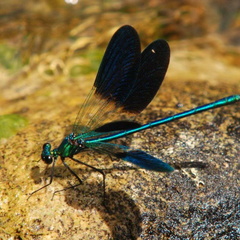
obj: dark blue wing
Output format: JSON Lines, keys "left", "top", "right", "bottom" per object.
{"left": 86, "top": 142, "right": 174, "bottom": 172}
{"left": 115, "top": 150, "right": 174, "bottom": 172}
{"left": 122, "top": 39, "right": 170, "bottom": 113}
{"left": 94, "top": 121, "right": 141, "bottom": 132}
{"left": 94, "top": 25, "right": 141, "bottom": 105}
{"left": 72, "top": 25, "right": 141, "bottom": 133}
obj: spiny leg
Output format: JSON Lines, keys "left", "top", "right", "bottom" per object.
{"left": 51, "top": 157, "right": 83, "bottom": 200}
{"left": 28, "top": 158, "right": 57, "bottom": 200}
{"left": 70, "top": 156, "right": 106, "bottom": 205}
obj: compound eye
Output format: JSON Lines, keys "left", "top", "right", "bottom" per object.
{"left": 41, "top": 155, "right": 53, "bottom": 164}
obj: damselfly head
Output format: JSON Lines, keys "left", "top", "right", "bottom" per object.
{"left": 41, "top": 143, "right": 53, "bottom": 164}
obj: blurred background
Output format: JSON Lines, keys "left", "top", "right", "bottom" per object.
{"left": 0, "top": 1, "right": 239, "bottom": 239}
{"left": 1, "top": 0, "right": 240, "bottom": 100}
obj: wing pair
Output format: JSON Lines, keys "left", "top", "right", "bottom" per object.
{"left": 73, "top": 25, "right": 173, "bottom": 172}
{"left": 73, "top": 25, "right": 170, "bottom": 134}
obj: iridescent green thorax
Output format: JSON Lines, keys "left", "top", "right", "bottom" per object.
{"left": 54, "top": 134, "right": 85, "bottom": 158}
